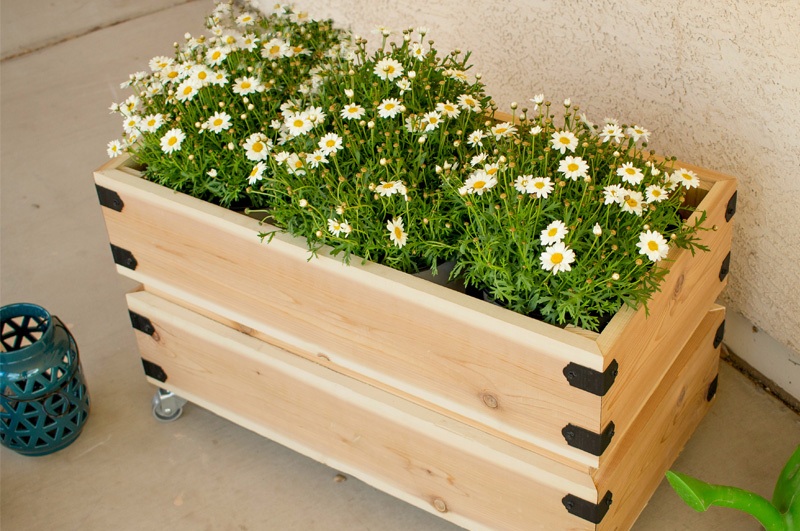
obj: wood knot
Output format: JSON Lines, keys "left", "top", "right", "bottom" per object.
{"left": 481, "top": 392, "right": 499, "bottom": 409}
{"left": 673, "top": 273, "right": 685, "bottom": 298}
{"left": 432, "top": 498, "right": 448, "bottom": 513}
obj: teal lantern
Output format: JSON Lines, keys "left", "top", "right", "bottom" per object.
{"left": 1, "top": 303, "right": 90, "bottom": 456}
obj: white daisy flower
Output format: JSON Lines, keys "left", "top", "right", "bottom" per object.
{"left": 603, "top": 184, "right": 625, "bottom": 205}
{"left": 262, "top": 38, "right": 290, "bottom": 59}
{"left": 616, "top": 162, "right": 644, "bottom": 185}
{"left": 645, "top": 185, "right": 669, "bottom": 203}
{"left": 376, "top": 181, "right": 400, "bottom": 197}
{"left": 340, "top": 103, "right": 366, "bottom": 120}
{"left": 457, "top": 93, "right": 482, "bottom": 113}
{"left": 672, "top": 168, "right": 700, "bottom": 189}
{"left": 340, "top": 221, "right": 352, "bottom": 236}
{"left": 205, "top": 111, "right": 232, "bottom": 133}
{"left": 550, "top": 130, "right": 578, "bottom": 154}
{"left": 422, "top": 111, "right": 442, "bottom": 131}
{"left": 377, "top": 98, "right": 405, "bottom": 119}
{"left": 470, "top": 153, "right": 488, "bottom": 167}
{"left": 387, "top": 217, "right": 408, "bottom": 248}
{"left": 290, "top": 11, "right": 312, "bottom": 24}
{"left": 540, "top": 242, "right": 576, "bottom": 274}
{"left": 175, "top": 79, "right": 200, "bottom": 102}
{"left": 530, "top": 125, "right": 543, "bottom": 135}
{"left": 318, "top": 133, "right": 343, "bottom": 155}
{"left": 244, "top": 133, "right": 272, "bottom": 161}
{"left": 579, "top": 113, "right": 595, "bottom": 130}
{"left": 531, "top": 94, "right": 545, "bottom": 105}
{"left": 304, "top": 106, "right": 326, "bottom": 124}
{"left": 238, "top": 33, "right": 259, "bottom": 52}
{"left": 285, "top": 153, "right": 306, "bottom": 175}
{"left": 328, "top": 218, "right": 345, "bottom": 237}
{"left": 121, "top": 95, "right": 141, "bottom": 115}
{"left": 122, "top": 115, "right": 141, "bottom": 134}
{"left": 637, "top": 230, "right": 670, "bottom": 262}
{"left": 207, "top": 69, "right": 228, "bottom": 87}
{"left": 467, "top": 130, "right": 486, "bottom": 147}
{"left": 484, "top": 162, "right": 501, "bottom": 177}
{"left": 593, "top": 223, "right": 603, "bottom": 236}
{"left": 626, "top": 125, "right": 650, "bottom": 142}
{"left": 207, "top": 169, "right": 217, "bottom": 178}
{"left": 284, "top": 111, "right": 313, "bottom": 137}
{"left": 236, "top": 12, "right": 256, "bottom": 26}
{"left": 459, "top": 170, "right": 497, "bottom": 196}
{"left": 599, "top": 123, "right": 624, "bottom": 143}
{"left": 621, "top": 190, "right": 645, "bottom": 216}
{"left": 190, "top": 64, "right": 213, "bottom": 85}
{"left": 248, "top": 161, "right": 267, "bottom": 185}
{"left": 410, "top": 42, "right": 426, "bottom": 61}
{"left": 160, "top": 128, "right": 186, "bottom": 153}
{"left": 232, "top": 76, "right": 261, "bottom": 95}
{"left": 514, "top": 175, "right": 533, "bottom": 194}
{"left": 273, "top": 151, "right": 290, "bottom": 165}
{"left": 106, "top": 139, "right": 124, "bottom": 158}
{"left": 396, "top": 78, "right": 411, "bottom": 94}
{"left": 140, "top": 114, "right": 163, "bottom": 133}
{"left": 434, "top": 101, "right": 459, "bottom": 118}
{"left": 160, "top": 64, "right": 182, "bottom": 84}
{"left": 490, "top": 122, "right": 517, "bottom": 140}
{"left": 205, "top": 46, "right": 229, "bottom": 66}
{"left": 305, "top": 150, "right": 328, "bottom": 168}
{"left": 540, "top": 220, "right": 568, "bottom": 245}
{"left": 149, "top": 56, "right": 173, "bottom": 72}
{"left": 374, "top": 57, "right": 404, "bottom": 80}
{"left": 529, "top": 177, "right": 554, "bottom": 199}
{"left": 558, "top": 156, "right": 589, "bottom": 180}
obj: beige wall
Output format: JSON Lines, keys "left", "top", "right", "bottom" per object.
{"left": 259, "top": 1, "right": 800, "bottom": 364}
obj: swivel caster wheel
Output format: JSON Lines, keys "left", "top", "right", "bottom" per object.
{"left": 151, "top": 388, "right": 188, "bottom": 423}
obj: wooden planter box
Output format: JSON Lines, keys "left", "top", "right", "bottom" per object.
{"left": 94, "top": 154, "right": 736, "bottom": 529}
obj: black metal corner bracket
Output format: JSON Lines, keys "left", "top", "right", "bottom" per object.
{"left": 714, "top": 320, "right": 726, "bottom": 349}
{"left": 141, "top": 358, "right": 167, "bottom": 383}
{"left": 563, "top": 491, "right": 613, "bottom": 524}
{"left": 719, "top": 251, "right": 731, "bottom": 282}
{"left": 725, "top": 191, "right": 737, "bottom": 222}
{"left": 563, "top": 359, "right": 618, "bottom": 396}
{"left": 707, "top": 374, "right": 719, "bottom": 402}
{"left": 562, "top": 422, "right": 615, "bottom": 456}
{"left": 95, "top": 184, "right": 124, "bottom": 212}
{"left": 111, "top": 243, "right": 138, "bottom": 270}
{"left": 129, "top": 310, "right": 155, "bottom": 336}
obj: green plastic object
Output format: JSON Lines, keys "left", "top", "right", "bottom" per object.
{"left": 666, "top": 444, "right": 800, "bottom": 530}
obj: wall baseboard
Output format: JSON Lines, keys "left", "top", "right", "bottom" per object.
{"left": 722, "top": 310, "right": 800, "bottom": 408}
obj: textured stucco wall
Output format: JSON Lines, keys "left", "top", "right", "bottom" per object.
{"left": 258, "top": 0, "right": 800, "bottom": 354}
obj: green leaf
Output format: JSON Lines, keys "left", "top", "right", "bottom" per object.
{"left": 773, "top": 445, "right": 800, "bottom": 523}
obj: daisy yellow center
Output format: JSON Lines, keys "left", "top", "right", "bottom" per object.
{"left": 250, "top": 167, "right": 258, "bottom": 177}
{"left": 348, "top": 107, "right": 358, "bottom": 114}
{"left": 242, "top": 81, "right": 252, "bottom": 89}
{"left": 385, "top": 65, "right": 395, "bottom": 74}
{"left": 294, "top": 46, "right": 303, "bottom": 53}
{"left": 213, "top": 118, "right": 223, "bottom": 126}
{"left": 648, "top": 241, "right": 659, "bottom": 251}
{"left": 626, "top": 168, "right": 636, "bottom": 175}
{"left": 465, "top": 98, "right": 475, "bottom": 106}
{"left": 270, "top": 45, "right": 280, "bottom": 54}
{"left": 293, "top": 119, "right": 304, "bottom": 128}
{"left": 496, "top": 127, "right": 507, "bottom": 134}
{"left": 445, "top": 105, "right": 454, "bottom": 111}
{"left": 148, "top": 119, "right": 156, "bottom": 126}
{"left": 127, "top": 120, "right": 136, "bottom": 127}
{"left": 394, "top": 226, "right": 403, "bottom": 239}
{"left": 682, "top": 173, "right": 691, "bottom": 180}
{"left": 559, "top": 136, "right": 571, "bottom": 145}
{"left": 168, "top": 137, "right": 178, "bottom": 146}
{"left": 167, "top": 71, "right": 179, "bottom": 79}
{"left": 548, "top": 228, "right": 558, "bottom": 237}
{"left": 568, "top": 163, "right": 579, "bottom": 172}
{"left": 384, "top": 103, "right": 395, "bottom": 111}
{"left": 326, "top": 140, "right": 335, "bottom": 147}
{"left": 253, "top": 142, "right": 263, "bottom": 152}
{"left": 534, "top": 182, "right": 545, "bottom": 189}
{"left": 551, "top": 253, "right": 563, "bottom": 264}
{"left": 212, "top": 51, "right": 221, "bottom": 60}
{"left": 198, "top": 71, "right": 208, "bottom": 80}
{"left": 653, "top": 190, "right": 662, "bottom": 197}
{"left": 430, "top": 116, "right": 439, "bottom": 123}
{"left": 627, "top": 198, "right": 638, "bottom": 207}
{"left": 486, "top": 167, "right": 498, "bottom": 175}
{"left": 381, "top": 183, "right": 394, "bottom": 189}
{"left": 293, "top": 160, "right": 303, "bottom": 169}
{"left": 473, "top": 180, "right": 486, "bottom": 190}
{"left": 183, "top": 86, "right": 193, "bottom": 95}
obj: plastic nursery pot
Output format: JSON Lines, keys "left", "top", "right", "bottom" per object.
{"left": 0, "top": 303, "right": 90, "bottom": 456}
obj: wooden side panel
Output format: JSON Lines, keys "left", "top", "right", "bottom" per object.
{"left": 595, "top": 305, "right": 724, "bottom": 530}
{"left": 95, "top": 158, "right": 603, "bottom": 467}
{"left": 598, "top": 177, "right": 736, "bottom": 461}
{"left": 127, "top": 291, "right": 598, "bottom": 531}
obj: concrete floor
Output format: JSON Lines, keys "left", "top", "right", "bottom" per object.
{"left": 1, "top": 1, "right": 798, "bottom": 529}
